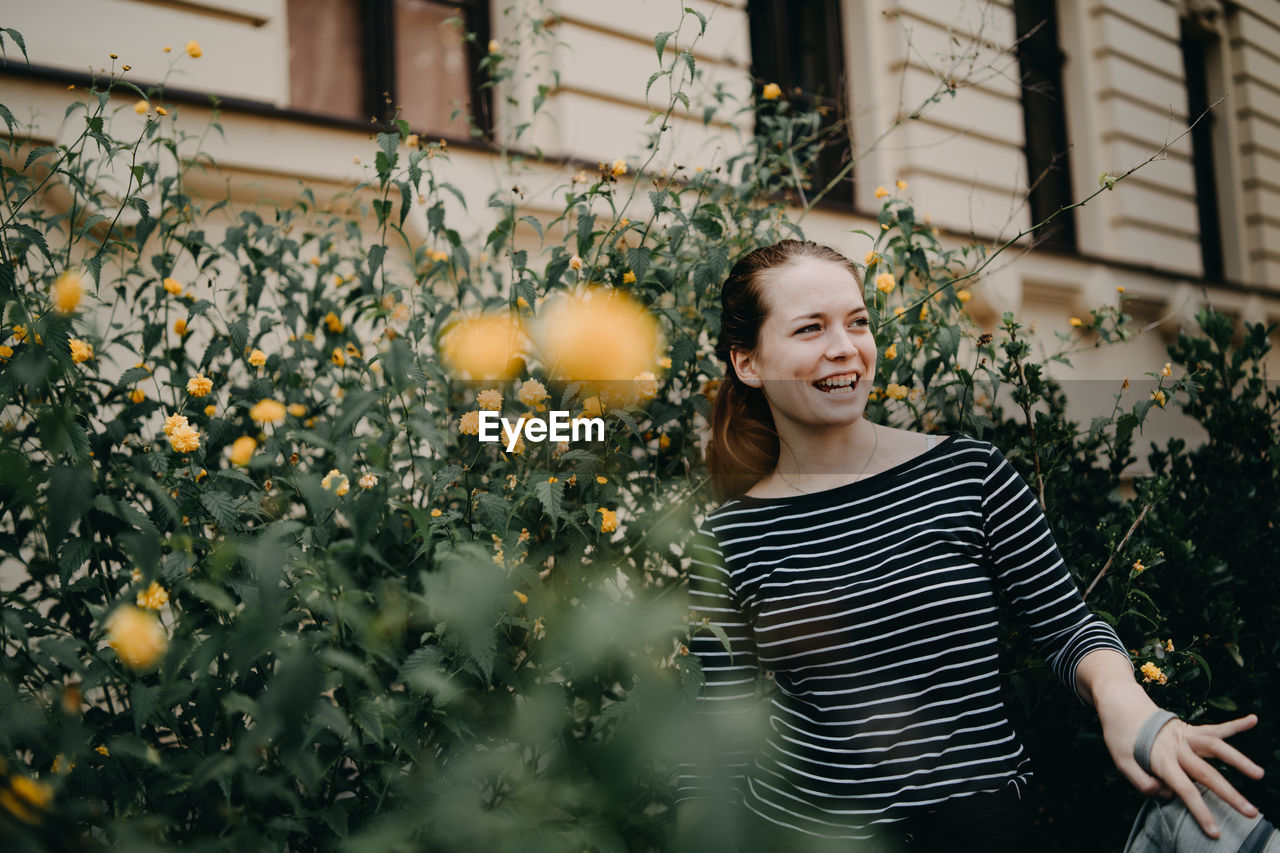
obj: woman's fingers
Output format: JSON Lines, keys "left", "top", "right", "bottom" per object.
{"left": 1195, "top": 713, "right": 1258, "bottom": 740}
{"left": 1159, "top": 763, "right": 1223, "bottom": 839}
{"left": 1180, "top": 752, "right": 1259, "bottom": 820}
{"left": 1191, "top": 729, "right": 1266, "bottom": 780}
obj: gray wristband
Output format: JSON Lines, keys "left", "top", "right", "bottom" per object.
{"left": 1134, "top": 708, "right": 1179, "bottom": 775}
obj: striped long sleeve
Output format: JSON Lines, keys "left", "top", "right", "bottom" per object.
{"left": 674, "top": 526, "right": 763, "bottom": 803}
{"left": 674, "top": 434, "right": 1131, "bottom": 839}
{"left": 979, "top": 442, "right": 1129, "bottom": 700}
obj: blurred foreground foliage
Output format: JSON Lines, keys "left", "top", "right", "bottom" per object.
{"left": 0, "top": 11, "right": 1277, "bottom": 852}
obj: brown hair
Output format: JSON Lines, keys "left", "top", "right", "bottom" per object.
{"left": 706, "top": 239, "right": 863, "bottom": 500}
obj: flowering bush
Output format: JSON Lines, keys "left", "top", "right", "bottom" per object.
{"left": 1, "top": 11, "right": 1276, "bottom": 851}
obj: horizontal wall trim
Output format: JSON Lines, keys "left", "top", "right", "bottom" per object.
{"left": 550, "top": 14, "right": 745, "bottom": 69}
{"left": 1091, "top": 46, "right": 1185, "bottom": 86}
{"left": 1099, "top": 129, "right": 1192, "bottom": 163}
{"left": 1095, "top": 88, "right": 1188, "bottom": 122}
{"left": 1107, "top": 216, "right": 1199, "bottom": 241}
{"left": 1089, "top": 5, "right": 1180, "bottom": 46}
{"left": 130, "top": 0, "right": 269, "bottom": 26}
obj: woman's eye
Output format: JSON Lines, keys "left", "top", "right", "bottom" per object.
{"left": 851, "top": 317, "right": 870, "bottom": 328}
{"left": 796, "top": 324, "right": 819, "bottom": 334}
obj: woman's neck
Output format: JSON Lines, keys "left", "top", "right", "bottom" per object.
{"left": 768, "top": 419, "right": 881, "bottom": 492}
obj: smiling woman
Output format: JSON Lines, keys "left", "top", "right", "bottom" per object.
{"left": 678, "top": 240, "right": 1268, "bottom": 853}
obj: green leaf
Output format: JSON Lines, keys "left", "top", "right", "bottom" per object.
{"left": 201, "top": 491, "right": 241, "bottom": 530}
{"left": 654, "top": 31, "right": 674, "bottom": 63}
{"left": 534, "top": 479, "right": 563, "bottom": 520}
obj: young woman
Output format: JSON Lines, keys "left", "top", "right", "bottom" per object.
{"left": 675, "top": 240, "right": 1266, "bottom": 852}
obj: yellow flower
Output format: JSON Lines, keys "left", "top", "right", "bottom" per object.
{"left": 287, "top": 403, "right": 306, "bottom": 417}
{"left": 896, "top": 179, "right": 908, "bottom": 190}
{"left": 345, "top": 342, "right": 360, "bottom": 358}
{"left": 658, "top": 356, "right": 672, "bottom": 370}
{"left": 622, "top": 270, "right": 637, "bottom": 284}
{"left": 0, "top": 774, "right": 53, "bottom": 824}
{"left": 459, "top": 410, "right": 481, "bottom": 435}
{"left": 185, "top": 40, "right": 202, "bottom": 58}
{"left": 1165, "top": 639, "right": 1174, "bottom": 652}
{"left": 488, "top": 38, "right": 501, "bottom": 53}
{"left": 611, "top": 158, "right": 628, "bottom": 177}
{"left": 569, "top": 255, "right": 584, "bottom": 271}
{"left": 1140, "top": 662, "right": 1168, "bottom": 685}
{"left": 331, "top": 348, "right": 346, "bottom": 367}
{"left": 659, "top": 433, "right": 671, "bottom": 449}
{"left": 430, "top": 508, "right": 443, "bottom": 517}
{"left": 163, "top": 46, "right": 172, "bottom": 52}
{"left": 324, "top": 311, "right": 344, "bottom": 333}
{"left": 1151, "top": 389, "right": 1167, "bottom": 408}
{"left": 173, "top": 317, "right": 187, "bottom": 336}
{"left": 167, "top": 422, "right": 200, "bottom": 453}
{"left": 186, "top": 374, "right": 213, "bottom": 397}
{"left": 163, "top": 413, "right": 187, "bottom": 436}
{"left": 874, "top": 186, "right": 889, "bottom": 199}
{"left": 1069, "top": 317, "right": 1083, "bottom": 328}
{"left": 53, "top": 270, "right": 84, "bottom": 314}
{"left": 134, "top": 99, "right": 149, "bottom": 114}
{"left": 596, "top": 476, "right": 608, "bottom": 484}
{"left": 864, "top": 250, "right": 879, "bottom": 267}
{"left": 884, "top": 343, "right": 897, "bottom": 360}
{"left": 248, "top": 348, "right": 267, "bottom": 367}
{"left": 0, "top": 344, "right": 12, "bottom": 360}
{"left": 51, "top": 754, "right": 74, "bottom": 774}
{"left": 70, "top": 338, "right": 94, "bottom": 363}
{"left": 761, "top": 82, "right": 782, "bottom": 100}
{"left": 12, "top": 323, "right": 26, "bottom": 341}
{"left": 155, "top": 106, "right": 168, "bottom": 116}
{"left": 405, "top": 133, "right": 420, "bottom": 149}
{"left": 95, "top": 745, "right": 109, "bottom": 756}
{"left": 875, "top": 272, "right": 895, "bottom": 294}
{"left": 537, "top": 286, "right": 661, "bottom": 389}
{"left": 597, "top": 507, "right": 618, "bottom": 532}
{"left": 136, "top": 580, "right": 169, "bottom": 610}
{"left": 249, "top": 398, "right": 286, "bottom": 425}
{"left": 196, "top": 468, "right": 207, "bottom": 480}
{"left": 321, "top": 469, "right": 349, "bottom": 495}
{"left": 547, "top": 476, "right": 558, "bottom": 484}
{"left": 230, "top": 436, "right": 256, "bottom": 466}
{"left": 633, "top": 371, "right": 658, "bottom": 401}
{"left": 513, "top": 589, "right": 528, "bottom": 605}
{"left": 956, "top": 289, "right": 972, "bottom": 303}
{"left": 517, "top": 379, "right": 549, "bottom": 408}
{"left": 886, "top": 383, "right": 909, "bottom": 400}
{"left": 1116, "top": 285, "right": 1126, "bottom": 293}
{"left": 359, "top": 472, "right": 378, "bottom": 489}
{"left": 163, "top": 277, "right": 183, "bottom": 295}
{"left": 130, "top": 389, "right": 145, "bottom": 403}
{"left": 477, "top": 388, "right": 503, "bottom": 411}
{"left": 440, "top": 311, "right": 525, "bottom": 381}
{"left": 106, "top": 605, "right": 167, "bottom": 670}
{"left": 204, "top": 404, "right": 216, "bottom": 416}
{"left": 1132, "top": 559, "right": 1146, "bottom": 573}
{"left": 428, "top": 248, "right": 449, "bottom": 263}
{"left": 1161, "top": 362, "right": 1172, "bottom": 377}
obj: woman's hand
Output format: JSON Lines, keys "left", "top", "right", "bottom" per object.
{"left": 1078, "top": 649, "right": 1266, "bottom": 839}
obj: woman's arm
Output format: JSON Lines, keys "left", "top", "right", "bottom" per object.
{"left": 1075, "top": 647, "right": 1265, "bottom": 839}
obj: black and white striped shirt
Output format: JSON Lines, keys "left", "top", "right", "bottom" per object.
{"left": 676, "top": 434, "right": 1129, "bottom": 839}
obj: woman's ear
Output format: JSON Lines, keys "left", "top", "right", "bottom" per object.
{"left": 730, "top": 346, "right": 763, "bottom": 389}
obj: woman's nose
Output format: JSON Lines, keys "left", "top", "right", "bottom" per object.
{"left": 825, "top": 327, "right": 859, "bottom": 360}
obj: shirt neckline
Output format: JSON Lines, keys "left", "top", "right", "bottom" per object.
{"left": 731, "top": 433, "right": 961, "bottom": 508}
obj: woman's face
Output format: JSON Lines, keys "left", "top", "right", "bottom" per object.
{"left": 730, "top": 256, "right": 876, "bottom": 434}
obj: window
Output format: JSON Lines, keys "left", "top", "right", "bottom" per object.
{"left": 747, "top": 0, "right": 853, "bottom": 206}
{"left": 1013, "top": 0, "right": 1076, "bottom": 251}
{"left": 1181, "top": 10, "right": 1227, "bottom": 281}
{"left": 286, "top": 0, "right": 491, "bottom": 138}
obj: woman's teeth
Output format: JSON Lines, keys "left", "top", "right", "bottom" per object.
{"left": 815, "top": 376, "right": 858, "bottom": 394}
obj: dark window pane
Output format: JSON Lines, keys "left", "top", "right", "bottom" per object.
{"left": 1013, "top": 0, "right": 1076, "bottom": 251}
{"left": 1181, "top": 20, "right": 1224, "bottom": 281}
{"left": 748, "top": 0, "right": 853, "bottom": 206}
{"left": 287, "top": 0, "right": 364, "bottom": 119}
{"left": 394, "top": 0, "right": 474, "bottom": 138}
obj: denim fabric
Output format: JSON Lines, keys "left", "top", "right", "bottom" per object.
{"left": 1124, "top": 783, "right": 1280, "bottom": 853}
